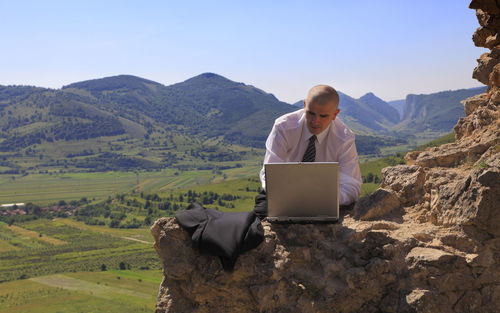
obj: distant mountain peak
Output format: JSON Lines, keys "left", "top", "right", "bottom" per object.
{"left": 359, "top": 92, "right": 380, "bottom": 101}
{"left": 198, "top": 72, "right": 224, "bottom": 79}
{"left": 357, "top": 92, "right": 400, "bottom": 125}
{"left": 63, "top": 74, "right": 163, "bottom": 92}
{"left": 184, "top": 72, "right": 231, "bottom": 83}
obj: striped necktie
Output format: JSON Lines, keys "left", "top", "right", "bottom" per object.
{"left": 302, "top": 135, "right": 316, "bottom": 162}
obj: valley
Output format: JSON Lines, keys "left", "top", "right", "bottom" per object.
{"left": 0, "top": 131, "right": 454, "bottom": 312}
{"left": 0, "top": 72, "right": 473, "bottom": 312}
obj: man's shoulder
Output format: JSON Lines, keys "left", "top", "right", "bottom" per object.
{"left": 330, "top": 118, "right": 356, "bottom": 143}
{"left": 274, "top": 109, "right": 304, "bottom": 128}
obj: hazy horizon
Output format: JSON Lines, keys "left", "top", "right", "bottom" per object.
{"left": 0, "top": 0, "right": 486, "bottom": 103}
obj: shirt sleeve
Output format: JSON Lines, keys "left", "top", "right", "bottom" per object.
{"left": 259, "top": 123, "right": 289, "bottom": 190}
{"left": 338, "top": 136, "right": 362, "bottom": 205}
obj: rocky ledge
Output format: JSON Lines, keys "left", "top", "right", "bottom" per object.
{"left": 152, "top": 1, "right": 499, "bottom": 312}
{"left": 152, "top": 156, "right": 499, "bottom": 312}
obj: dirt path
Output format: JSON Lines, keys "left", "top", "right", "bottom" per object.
{"left": 30, "top": 274, "right": 151, "bottom": 299}
{"left": 121, "top": 236, "right": 151, "bottom": 244}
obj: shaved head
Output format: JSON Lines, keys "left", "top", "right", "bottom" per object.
{"left": 303, "top": 85, "right": 341, "bottom": 134}
{"left": 305, "top": 85, "right": 339, "bottom": 108}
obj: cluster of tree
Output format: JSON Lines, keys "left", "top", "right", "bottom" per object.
{"left": 50, "top": 116, "right": 124, "bottom": 141}
{"left": 187, "top": 148, "right": 244, "bottom": 162}
{"left": 362, "top": 173, "right": 381, "bottom": 184}
{"left": 139, "top": 190, "right": 240, "bottom": 208}
{"left": 111, "top": 217, "right": 142, "bottom": 229}
{"left": 155, "top": 201, "right": 181, "bottom": 211}
{"left": 72, "top": 152, "right": 161, "bottom": 171}
{"left": 182, "top": 190, "right": 239, "bottom": 208}
{"left": 49, "top": 101, "right": 92, "bottom": 118}
{"left": 0, "top": 131, "right": 44, "bottom": 151}
{"left": 74, "top": 202, "right": 144, "bottom": 229}
{"left": 1, "top": 114, "right": 34, "bottom": 131}
{"left": 74, "top": 204, "right": 111, "bottom": 219}
{"left": 355, "top": 135, "right": 408, "bottom": 156}
{"left": 90, "top": 190, "right": 245, "bottom": 228}
{"left": 0, "top": 117, "right": 124, "bottom": 151}
{"left": 195, "top": 163, "right": 243, "bottom": 171}
{"left": 0, "top": 167, "right": 23, "bottom": 175}
{"left": 65, "top": 149, "right": 95, "bottom": 158}
{"left": 160, "top": 152, "right": 179, "bottom": 167}
{"left": 0, "top": 85, "right": 42, "bottom": 101}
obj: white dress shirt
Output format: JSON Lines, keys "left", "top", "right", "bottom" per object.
{"left": 260, "top": 109, "right": 362, "bottom": 205}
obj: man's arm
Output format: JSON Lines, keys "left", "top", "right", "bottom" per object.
{"left": 338, "top": 137, "right": 362, "bottom": 205}
{"left": 259, "top": 124, "right": 289, "bottom": 190}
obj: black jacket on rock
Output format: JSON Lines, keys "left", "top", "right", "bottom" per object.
{"left": 175, "top": 191, "right": 352, "bottom": 271}
{"left": 175, "top": 194, "right": 267, "bottom": 270}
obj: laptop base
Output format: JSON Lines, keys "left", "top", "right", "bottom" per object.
{"left": 265, "top": 216, "right": 338, "bottom": 224}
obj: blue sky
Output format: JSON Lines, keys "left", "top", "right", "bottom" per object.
{"left": 0, "top": 0, "right": 485, "bottom": 103}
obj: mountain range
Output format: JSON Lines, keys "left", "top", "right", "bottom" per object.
{"left": 0, "top": 73, "right": 486, "bottom": 173}
{"left": 293, "top": 86, "right": 486, "bottom": 135}
{"left": 393, "top": 87, "right": 487, "bottom": 134}
{"left": 62, "top": 73, "right": 293, "bottom": 147}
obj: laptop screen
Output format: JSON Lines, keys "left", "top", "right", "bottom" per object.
{"left": 265, "top": 162, "right": 339, "bottom": 220}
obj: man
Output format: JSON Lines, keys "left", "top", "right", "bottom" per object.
{"left": 258, "top": 85, "right": 362, "bottom": 208}
{"left": 176, "top": 85, "right": 361, "bottom": 270}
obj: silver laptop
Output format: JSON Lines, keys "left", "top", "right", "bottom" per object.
{"left": 265, "top": 162, "right": 339, "bottom": 223}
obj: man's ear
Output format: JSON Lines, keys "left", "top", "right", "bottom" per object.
{"left": 332, "top": 109, "right": 340, "bottom": 120}
{"left": 303, "top": 100, "right": 306, "bottom": 109}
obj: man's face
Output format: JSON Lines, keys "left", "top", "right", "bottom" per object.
{"left": 304, "top": 100, "right": 340, "bottom": 135}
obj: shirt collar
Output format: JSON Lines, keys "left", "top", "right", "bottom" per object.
{"left": 301, "top": 117, "right": 332, "bottom": 144}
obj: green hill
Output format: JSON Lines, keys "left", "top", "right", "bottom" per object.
{"left": 157, "top": 73, "right": 295, "bottom": 146}
{"left": 0, "top": 74, "right": 487, "bottom": 174}
{"left": 0, "top": 74, "right": 293, "bottom": 174}
{"left": 394, "top": 87, "right": 487, "bottom": 134}
{"left": 63, "top": 73, "right": 295, "bottom": 147}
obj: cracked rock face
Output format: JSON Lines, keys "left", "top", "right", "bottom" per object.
{"left": 152, "top": 1, "right": 500, "bottom": 312}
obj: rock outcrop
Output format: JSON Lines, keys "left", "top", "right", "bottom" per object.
{"left": 152, "top": 2, "right": 500, "bottom": 312}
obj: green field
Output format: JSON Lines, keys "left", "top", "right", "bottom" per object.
{"left": 0, "top": 164, "right": 261, "bottom": 205}
{"left": 0, "top": 270, "right": 162, "bottom": 313}
{"left": 411, "top": 131, "right": 455, "bottom": 151}
{"left": 1, "top": 131, "right": 456, "bottom": 208}
{"left": 0, "top": 213, "right": 162, "bottom": 313}
{"left": 0, "top": 219, "right": 160, "bottom": 283}
{"left": 1, "top": 154, "right": 408, "bottom": 210}
{"left": 0, "top": 238, "right": 18, "bottom": 253}
{"left": 53, "top": 219, "right": 154, "bottom": 244}
{"left": 358, "top": 153, "right": 405, "bottom": 197}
